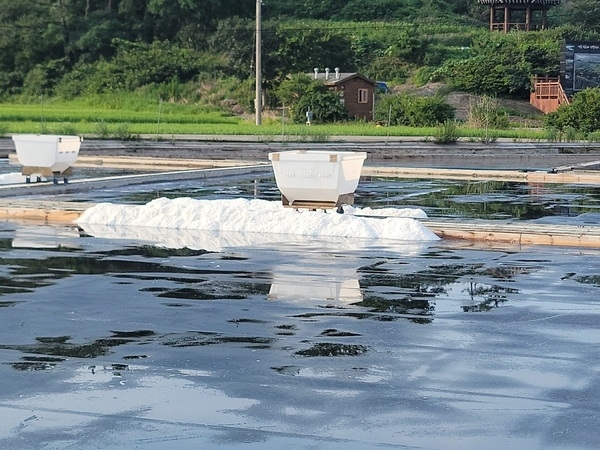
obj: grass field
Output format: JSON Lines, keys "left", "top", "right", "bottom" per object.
{"left": 0, "top": 98, "right": 550, "bottom": 142}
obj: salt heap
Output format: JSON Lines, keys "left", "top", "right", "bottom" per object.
{"left": 76, "top": 198, "right": 439, "bottom": 249}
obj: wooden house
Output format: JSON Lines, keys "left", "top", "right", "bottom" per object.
{"left": 309, "top": 68, "right": 376, "bottom": 121}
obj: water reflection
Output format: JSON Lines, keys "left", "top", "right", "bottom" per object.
{"left": 358, "top": 260, "right": 534, "bottom": 319}
{"left": 1, "top": 335, "right": 134, "bottom": 359}
{"left": 458, "top": 281, "right": 513, "bottom": 312}
{"left": 2, "top": 224, "right": 537, "bottom": 323}
{"left": 12, "top": 225, "right": 81, "bottom": 250}
{"left": 11, "top": 356, "right": 66, "bottom": 371}
{"left": 358, "top": 178, "right": 600, "bottom": 221}
{"left": 268, "top": 275, "right": 362, "bottom": 303}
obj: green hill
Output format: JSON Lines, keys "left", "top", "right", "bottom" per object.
{"left": 0, "top": 0, "right": 599, "bottom": 124}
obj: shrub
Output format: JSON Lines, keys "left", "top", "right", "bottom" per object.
{"left": 360, "top": 55, "right": 408, "bottom": 84}
{"left": 94, "top": 121, "right": 110, "bottom": 138}
{"left": 412, "top": 67, "right": 436, "bottom": 87}
{"left": 545, "top": 87, "right": 600, "bottom": 133}
{"left": 374, "top": 93, "right": 455, "bottom": 127}
{"left": 479, "top": 129, "right": 499, "bottom": 144}
{"left": 22, "top": 59, "right": 69, "bottom": 97}
{"left": 434, "top": 119, "right": 460, "bottom": 144}
{"left": 431, "top": 31, "right": 561, "bottom": 98}
{"left": 113, "top": 123, "right": 133, "bottom": 140}
{"left": 467, "top": 95, "right": 510, "bottom": 130}
{"left": 587, "top": 131, "right": 600, "bottom": 143}
{"left": 544, "top": 126, "right": 562, "bottom": 142}
{"left": 55, "top": 123, "right": 78, "bottom": 136}
{"left": 275, "top": 75, "right": 348, "bottom": 123}
{"left": 294, "top": 90, "right": 348, "bottom": 124}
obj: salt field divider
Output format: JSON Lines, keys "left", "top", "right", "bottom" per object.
{"left": 0, "top": 163, "right": 271, "bottom": 198}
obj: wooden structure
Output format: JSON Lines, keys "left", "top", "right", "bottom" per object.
{"left": 530, "top": 76, "right": 570, "bottom": 113}
{"left": 422, "top": 219, "right": 600, "bottom": 249}
{"left": 478, "top": 0, "right": 561, "bottom": 32}
{"left": 309, "top": 68, "right": 376, "bottom": 121}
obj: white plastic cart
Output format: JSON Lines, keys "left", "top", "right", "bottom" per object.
{"left": 12, "top": 134, "right": 83, "bottom": 184}
{"left": 268, "top": 150, "right": 367, "bottom": 210}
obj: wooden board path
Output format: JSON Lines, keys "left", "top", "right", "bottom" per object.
{"left": 422, "top": 220, "right": 600, "bottom": 248}
{"left": 363, "top": 167, "right": 600, "bottom": 184}
{"left": 0, "top": 200, "right": 89, "bottom": 223}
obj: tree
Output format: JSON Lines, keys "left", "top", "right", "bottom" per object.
{"left": 208, "top": 17, "right": 255, "bottom": 78}
{"left": 0, "top": 0, "right": 72, "bottom": 92}
{"left": 275, "top": 75, "right": 347, "bottom": 123}
{"left": 545, "top": 87, "right": 600, "bottom": 133}
{"left": 562, "top": 0, "right": 600, "bottom": 32}
{"left": 269, "top": 25, "right": 355, "bottom": 82}
{"left": 431, "top": 31, "right": 561, "bottom": 98}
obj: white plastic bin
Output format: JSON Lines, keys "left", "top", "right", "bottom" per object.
{"left": 12, "top": 134, "right": 82, "bottom": 174}
{"left": 268, "top": 150, "right": 366, "bottom": 208}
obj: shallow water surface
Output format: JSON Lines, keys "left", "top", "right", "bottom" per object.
{"left": 1, "top": 167, "right": 600, "bottom": 448}
{"left": 0, "top": 221, "right": 599, "bottom": 449}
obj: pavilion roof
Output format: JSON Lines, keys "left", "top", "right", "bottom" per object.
{"left": 477, "top": 0, "right": 560, "bottom": 5}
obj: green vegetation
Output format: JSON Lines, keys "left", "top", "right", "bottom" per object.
{"left": 545, "top": 88, "right": 600, "bottom": 134}
{"left": 375, "top": 93, "right": 455, "bottom": 127}
{"left": 466, "top": 95, "right": 510, "bottom": 130}
{"left": 0, "top": 0, "right": 600, "bottom": 137}
{"left": 0, "top": 97, "right": 551, "bottom": 142}
{"left": 434, "top": 119, "right": 460, "bottom": 144}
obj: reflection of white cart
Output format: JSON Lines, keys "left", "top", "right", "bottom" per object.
{"left": 12, "top": 134, "right": 82, "bottom": 184}
{"left": 268, "top": 150, "right": 366, "bottom": 211}
{"left": 12, "top": 225, "right": 81, "bottom": 249}
{"left": 268, "top": 275, "right": 362, "bottom": 302}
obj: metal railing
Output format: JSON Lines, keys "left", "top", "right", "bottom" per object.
{"left": 490, "top": 23, "right": 541, "bottom": 32}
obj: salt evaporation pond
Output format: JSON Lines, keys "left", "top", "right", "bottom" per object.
{"left": 0, "top": 171, "right": 599, "bottom": 449}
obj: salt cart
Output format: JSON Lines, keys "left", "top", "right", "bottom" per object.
{"left": 268, "top": 150, "right": 367, "bottom": 211}
{"left": 12, "top": 134, "right": 83, "bottom": 184}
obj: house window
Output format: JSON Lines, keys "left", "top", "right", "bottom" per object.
{"left": 358, "top": 89, "right": 368, "bottom": 103}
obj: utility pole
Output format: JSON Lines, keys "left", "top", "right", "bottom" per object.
{"left": 255, "top": 0, "right": 262, "bottom": 125}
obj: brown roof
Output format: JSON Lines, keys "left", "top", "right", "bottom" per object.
{"left": 307, "top": 71, "right": 375, "bottom": 86}
{"left": 477, "top": 0, "right": 560, "bottom": 4}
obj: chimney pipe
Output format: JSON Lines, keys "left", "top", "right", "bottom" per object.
{"left": 335, "top": 67, "right": 340, "bottom": 80}
{"left": 325, "top": 67, "right": 330, "bottom": 80}
{"left": 314, "top": 68, "right": 319, "bottom": 79}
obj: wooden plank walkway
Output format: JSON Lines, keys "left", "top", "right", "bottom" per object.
{"left": 0, "top": 200, "right": 89, "bottom": 223}
{"left": 8, "top": 154, "right": 268, "bottom": 171}
{"left": 363, "top": 167, "right": 600, "bottom": 184}
{"left": 422, "top": 220, "right": 600, "bottom": 248}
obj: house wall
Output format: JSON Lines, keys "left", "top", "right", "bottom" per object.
{"left": 336, "top": 78, "right": 374, "bottom": 121}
